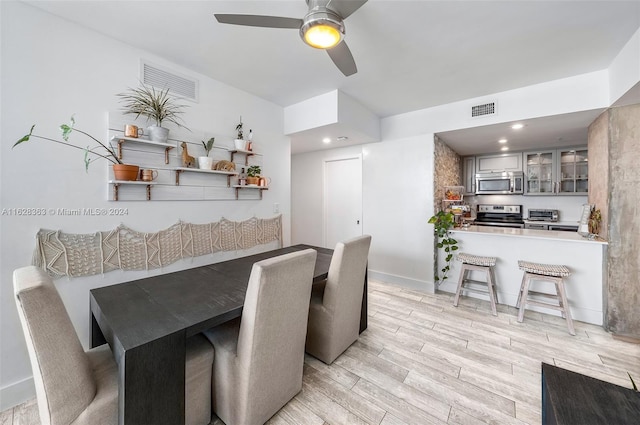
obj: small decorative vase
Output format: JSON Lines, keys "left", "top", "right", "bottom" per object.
{"left": 198, "top": 157, "right": 214, "bottom": 170}
{"left": 234, "top": 139, "right": 246, "bottom": 151}
{"left": 147, "top": 126, "right": 170, "bottom": 143}
{"left": 112, "top": 164, "right": 140, "bottom": 181}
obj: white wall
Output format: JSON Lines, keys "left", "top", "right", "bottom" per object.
{"left": 291, "top": 145, "right": 364, "bottom": 246}
{"left": 292, "top": 136, "right": 434, "bottom": 291}
{"left": 284, "top": 91, "right": 338, "bottom": 135}
{"left": 361, "top": 136, "right": 434, "bottom": 290}
{"left": 609, "top": 26, "right": 640, "bottom": 105}
{"left": 382, "top": 70, "right": 610, "bottom": 141}
{"left": 0, "top": 2, "right": 289, "bottom": 409}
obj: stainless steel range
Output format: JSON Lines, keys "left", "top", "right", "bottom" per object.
{"left": 474, "top": 204, "right": 525, "bottom": 229}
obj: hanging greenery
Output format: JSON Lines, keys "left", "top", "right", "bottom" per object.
{"left": 428, "top": 211, "right": 459, "bottom": 283}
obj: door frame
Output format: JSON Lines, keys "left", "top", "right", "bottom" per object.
{"left": 322, "top": 154, "right": 363, "bottom": 248}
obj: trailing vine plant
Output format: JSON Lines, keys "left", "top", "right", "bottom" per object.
{"left": 428, "top": 211, "right": 459, "bottom": 283}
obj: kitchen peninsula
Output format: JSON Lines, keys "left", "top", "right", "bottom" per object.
{"left": 437, "top": 225, "right": 607, "bottom": 325}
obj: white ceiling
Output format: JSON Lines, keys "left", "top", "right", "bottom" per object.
{"left": 24, "top": 0, "right": 640, "bottom": 154}
{"left": 436, "top": 109, "right": 606, "bottom": 156}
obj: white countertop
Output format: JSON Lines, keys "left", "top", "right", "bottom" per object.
{"left": 450, "top": 225, "right": 608, "bottom": 244}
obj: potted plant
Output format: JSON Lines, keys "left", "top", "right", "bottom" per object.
{"left": 198, "top": 137, "right": 215, "bottom": 170}
{"left": 234, "top": 116, "right": 245, "bottom": 150}
{"left": 13, "top": 115, "right": 140, "bottom": 181}
{"left": 117, "top": 84, "right": 189, "bottom": 143}
{"left": 428, "top": 210, "right": 459, "bottom": 284}
{"left": 246, "top": 165, "right": 261, "bottom": 185}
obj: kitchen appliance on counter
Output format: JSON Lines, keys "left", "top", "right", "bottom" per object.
{"left": 475, "top": 172, "right": 524, "bottom": 195}
{"left": 528, "top": 209, "right": 559, "bottom": 222}
{"left": 474, "top": 204, "right": 525, "bottom": 229}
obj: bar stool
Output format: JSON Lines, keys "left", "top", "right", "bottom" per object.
{"left": 453, "top": 253, "right": 499, "bottom": 316}
{"left": 516, "top": 260, "right": 575, "bottom": 335}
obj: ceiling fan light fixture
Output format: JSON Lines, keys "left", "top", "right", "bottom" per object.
{"left": 300, "top": 9, "right": 344, "bottom": 49}
{"left": 304, "top": 23, "right": 342, "bottom": 48}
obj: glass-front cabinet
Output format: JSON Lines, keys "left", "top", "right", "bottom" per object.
{"left": 524, "top": 146, "right": 587, "bottom": 196}
{"left": 558, "top": 148, "right": 588, "bottom": 194}
{"left": 525, "top": 150, "right": 555, "bottom": 194}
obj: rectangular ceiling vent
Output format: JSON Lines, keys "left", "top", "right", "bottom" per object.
{"left": 471, "top": 101, "right": 497, "bottom": 118}
{"left": 141, "top": 61, "right": 199, "bottom": 103}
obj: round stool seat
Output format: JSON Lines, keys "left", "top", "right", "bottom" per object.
{"left": 518, "top": 260, "right": 570, "bottom": 277}
{"left": 457, "top": 253, "right": 497, "bottom": 267}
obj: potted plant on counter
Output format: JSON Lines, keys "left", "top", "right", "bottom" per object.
{"left": 13, "top": 115, "right": 140, "bottom": 181}
{"left": 117, "top": 84, "right": 189, "bottom": 143}
{"left": 198, "top": 137, "right": 215, "bottom": 170}
{"left": 246, "top": 165, "right": 261, "bottom": 185}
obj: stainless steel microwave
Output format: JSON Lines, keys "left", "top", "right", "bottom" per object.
{"left": 476, "top": 172, "right": 524, "bottom": 195}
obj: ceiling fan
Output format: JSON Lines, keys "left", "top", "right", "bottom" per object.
{"left": 214, "top": 0, "right": 368, "bottom": 76}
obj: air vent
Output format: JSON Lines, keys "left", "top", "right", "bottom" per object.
{"left": 141, "top": 61, "right": 199, "bottom": 102}
{"left": 471, "top": 101, "right": 497, "bottom": 118}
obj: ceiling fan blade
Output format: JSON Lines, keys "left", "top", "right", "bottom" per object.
{"left": 327, "top": 0, "right": 368, "bottom": 19}
{"left": 326, "top": 41, "right": 357, "bottom": 76}
{"left": 214, "top": 14, "right": 303, "bottom": 29}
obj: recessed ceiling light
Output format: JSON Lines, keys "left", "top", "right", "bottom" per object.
{"left": 501, "top": 146, "right": 509, "bottom": 151}
{"left": 498, "top": 138, "right": 508, "bottom": 144}
{"left": 511, "top": 123, "right": 524, "bottom": 130}
{"left": 322, "top": 137, "right": 331, "bottom": 144}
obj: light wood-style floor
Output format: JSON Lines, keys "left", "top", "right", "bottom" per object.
{"left": 3, "top": 279, "right": 639, "bottom": 425}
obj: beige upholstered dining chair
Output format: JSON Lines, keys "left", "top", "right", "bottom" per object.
{"left": 305, "top": 235, "right": 372, "bottom": 364}
{"left": 203, "top": 249, "right": 317, "bottom": 425}
{"left": 13, "top": 266, "right": 214, "bottom": 425}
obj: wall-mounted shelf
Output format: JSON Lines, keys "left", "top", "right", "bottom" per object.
{"left": 230, "top": 149, "right": 261, "bottom": 166}
{"left": 111, "top": 136, "right": 174, "bottom": 164}
{"left": 107, "top": 116, "right": 269, "bottom": 201}
{"left": 109, "top": 180, "right": 156, "bottom": 201}
{"left": 232, "top": 185, "right": 269, "bottom": 200}
{"left": 174, "top": 167, "right": 237, "bottom": 186}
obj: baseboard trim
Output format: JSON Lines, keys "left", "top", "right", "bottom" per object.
{"left": 0, "top": 377, "right": 35, "bottom": 411}
{"left": 368, "top": 270, "right": 434, "bottom": 293}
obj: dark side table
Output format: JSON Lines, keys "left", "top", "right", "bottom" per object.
{"left": 542, "top": 362, "right": 640, "bottom": 424}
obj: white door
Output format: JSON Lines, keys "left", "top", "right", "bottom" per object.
{"left": 324, "top": 155, "right": 362, "bottom": 248}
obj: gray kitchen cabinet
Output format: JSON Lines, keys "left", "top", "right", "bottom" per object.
{"left": 476, "top": 152, "right": 522, "bottom": 173}
{"left": 557, "top": 147, "right": 588, "bottom": 195}
{"left": 462, "top": 156, "right": 476, "bottom": 195}
{"left": 524, "top": 146, "right": 587, "bottom": 196}
{"left": 524, "top": 149, "right": 555, "bottom": 195}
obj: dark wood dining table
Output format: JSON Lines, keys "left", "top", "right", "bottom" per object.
{"left": 89, "top": 244, "right": 367, "bottom": 425}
